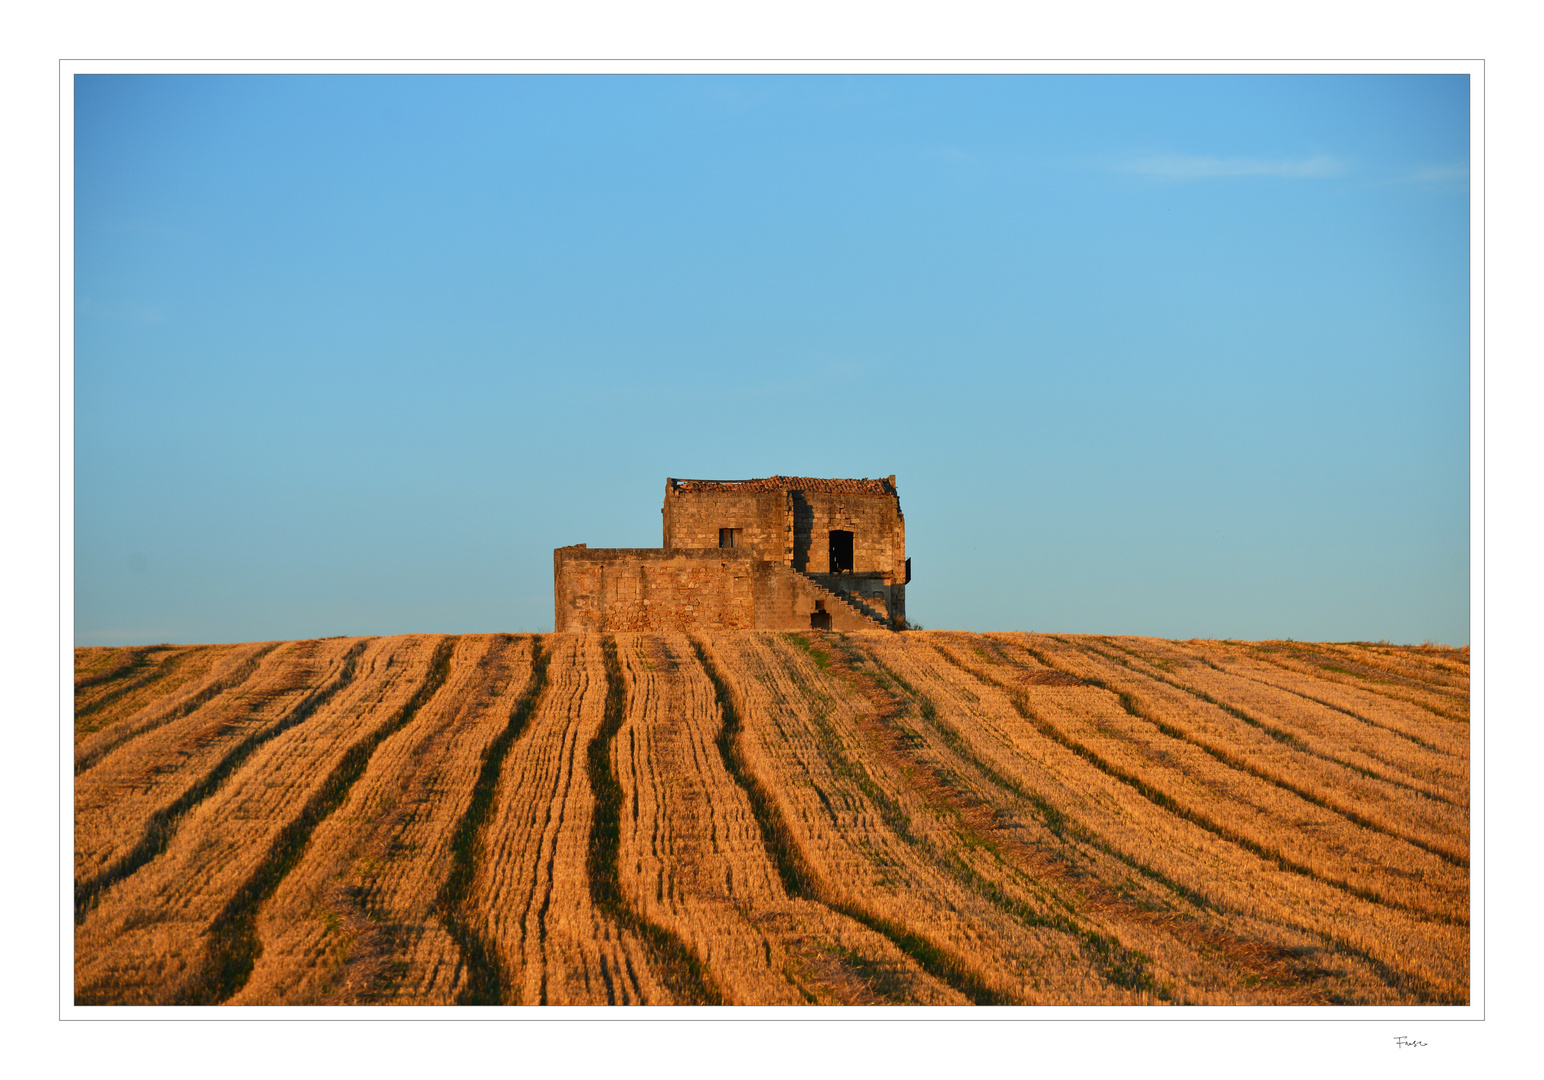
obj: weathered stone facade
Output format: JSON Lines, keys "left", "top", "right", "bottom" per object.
{"left": 554, "top": 476, "right": 910, "bottom": 632}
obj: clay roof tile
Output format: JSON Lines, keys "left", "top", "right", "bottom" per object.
{"left": 669, "top": 475, "right": 896, "bottom": 496}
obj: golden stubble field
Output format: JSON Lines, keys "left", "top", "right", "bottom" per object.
{"left": 72, "top": 631, "right": 1469, "bottom": 1006}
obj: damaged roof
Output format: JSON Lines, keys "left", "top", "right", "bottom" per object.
{"left": 668, "top": 475, "right": 897, "bottom": 496}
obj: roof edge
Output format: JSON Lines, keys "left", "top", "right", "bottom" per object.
{"left": 667, "top": 474, "right": 898, "bottom": 496}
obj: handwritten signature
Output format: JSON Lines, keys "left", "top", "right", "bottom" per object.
{"left": 1394, "top": 1036, "right": 1428, "bottom": 1049}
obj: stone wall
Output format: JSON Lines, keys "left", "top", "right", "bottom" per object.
{"left": 662, "top": 480, "right": 906, "bottom": 581}
{"left": 791, "top": 491, "right": 906, "bottom": 579}
{"left": 554, "top": 546, "right": 757, "bottom": 632}
{"left": 554, "top": 545, "right": 886, "bottom": 632}
{"left": 661, "top": 487, "right": 791, "bottom": 563}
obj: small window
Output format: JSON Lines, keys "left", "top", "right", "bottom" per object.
{"left": 719, "top": 528, "right": 741, "bottom": 549}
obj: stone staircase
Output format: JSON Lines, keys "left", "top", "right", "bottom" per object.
{"left": 789, "top": 568, "right": 892, "bottom": 631}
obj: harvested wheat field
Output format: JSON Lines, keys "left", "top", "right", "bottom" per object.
{"left": 73, "top": 631, "right": 1470, "bottom": 1006}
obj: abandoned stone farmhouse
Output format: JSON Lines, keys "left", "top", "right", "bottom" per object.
{"left": 554, "top": 476, "right": 911, "bottom": 632}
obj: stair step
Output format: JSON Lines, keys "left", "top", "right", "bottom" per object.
{"left": 778, "top": 565, "right": 890, "bottom": 629}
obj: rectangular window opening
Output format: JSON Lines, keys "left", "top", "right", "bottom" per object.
{"left": 719, "top": 528, "right": 741, "bottom": 549}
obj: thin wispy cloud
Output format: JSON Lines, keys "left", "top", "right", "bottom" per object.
{"left": 1120, "top": 154, "right": 1344, "bottom": 180}
{"left": 1401, "top": 164, "right": 1469, "bottom": 185}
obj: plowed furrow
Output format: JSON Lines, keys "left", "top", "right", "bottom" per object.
{"left": 75, "top": 642, "right": 283, "bottom": 776}
{"left": 1008, "top": 665, "right": 1451, "bottom": 921}
{"left": 74, "top": 646, "right": 157, "bottom": 696}
{"left": 1198, "top": 641, "right": 1470, "bottom": 758}
{"left": 703, "top": 637, "right": 980, "bottom": 1004}
{"left": 1192, "top": 647, "right": 1464, "bottom": 758}
{"left": 73, "top": 639, "right": 360, "bottom": 886}
{"left": 690, "top": 636, "right": 983, "bottom": 1004}
{"left": 74, "top": 639, "right": 367, "bottom": 923}
{"left": 73, "top": 630, "right": 1467, "bottom": 1007}
{"left": 1044, "top": 639, "right": 1468, "bottom": 865}
{"left": 855, "top": 634, "right": 1388, "bottom": 1004}
{"left": 225, "top": 636, "right": 542, "bottom": 1004}
{"left": 434, "top": 636, "right": 551, "bottom": 1005}
{"left": 712, "top": 633, "right": 1147, "bottom": 1005}
{"left": 1233, "top": 642, "right": 1469, "bottom": 725}
{"left": 824, "top": 635, "right": 1170, "bottom": 1000}
{"left": 176, "top": 637, "right": 457, "bottom": 1004}
{"left": 1083, "top": 637, "right": 1468, "bottom": 801}
{"left": 220, "top": 633, "right": 537, "bottom": 1007}
{"left": 74, "top": 646, "right": 207, "bottom": 732}
{"left": 466, "top": 636, "right": 664, "bottom": 1004}
{"left": 862, "top": 634, "right": 1465, "bottom": 1003}
{"left": 74, "top": 635, "right": 450, "bottom": 1005}
{"left": 587, "top": 637, "right": 721, "bottom": 1004}
{"left": 1312, "top": 642, "right": 1471, "bottom": 700}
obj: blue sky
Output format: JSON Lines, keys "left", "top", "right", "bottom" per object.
{"left": 73, "top": 74, "right": 1470, "bottom": 645}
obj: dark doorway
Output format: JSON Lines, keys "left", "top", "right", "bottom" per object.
{"left": 828, "top": 530, "right": 854, "bottom": 574}
{"left": 811, "top": 600, "right": 831, "bottom": 630}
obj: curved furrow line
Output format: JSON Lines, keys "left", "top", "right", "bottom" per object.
{"left": 837, "top": 640, "right": 1224, "bottom": 999}
{"left": 172, "top": 637, "right": 457, "bottom": 1005}
{"left": 589, "top": 637, "right": 721, "bottom": 1005}
{"left": 913, "top": 636, "right": 1459, "bottom": 1003}
{"left": 615, "top": 634, "right": 866, "bottom": 1005}
{"left": 1048, "top": 637, "right": 1463, "bottom": 809}
{"left": 702, "top": 635, "right": 1036, "bottom": 1006}
{"left": 1313, "top": 642, "right": 1471, "bottom": 700}
{"left": 851, "top": 639, "right": 1219, "bottom": 915}
{"left": 992, "top": 647, "right": 1461, "bottom": 926}
{"left": 1097, "top": 638, "right": 1468, "bottom": 787}
{"left": 219, "top": 635, "right": 535, "bottom": 1005}
{"left": 479, "top": 636, "right": 657, "bottom": 1007}
{"left": 691, "top": 639, "right": 817, "bottom": 901}
{"left": 74, "top": 646, "right": 159, "bottom": 696}
{"left": 1240, "top": 643, "right": 1469, "bottom": 724}
{"left": 1036, "top": 641, "right": 1469, "bottom": 868}
{"left": 75, "top": 642, "right": 284, "bottom": 777}
{"left": 781, "top": 637, "right": 1031, "bottom": 1004}
{"left": 436, "top": 636, "right": 551, "bottom": 1005}
{"left": 1192, "top": 649, "right": 1464, "bottom": 759}
{"left": 530, "top": 761, "right": 567, "bottom": 1006}
{"left": 74, "top": 646, "right": 194, "bottom": 727}
{"left": 852, "top": 642, "right": 1210, "bottom": 914}
{"left": 1327, "top": 640, "right": 1471, "bottom": 682}
{"left": 533, "top": 667, "right": 589, "bottom": 1007}
{"left": 74, "top": 640, "right": 369, "bottom": 924}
